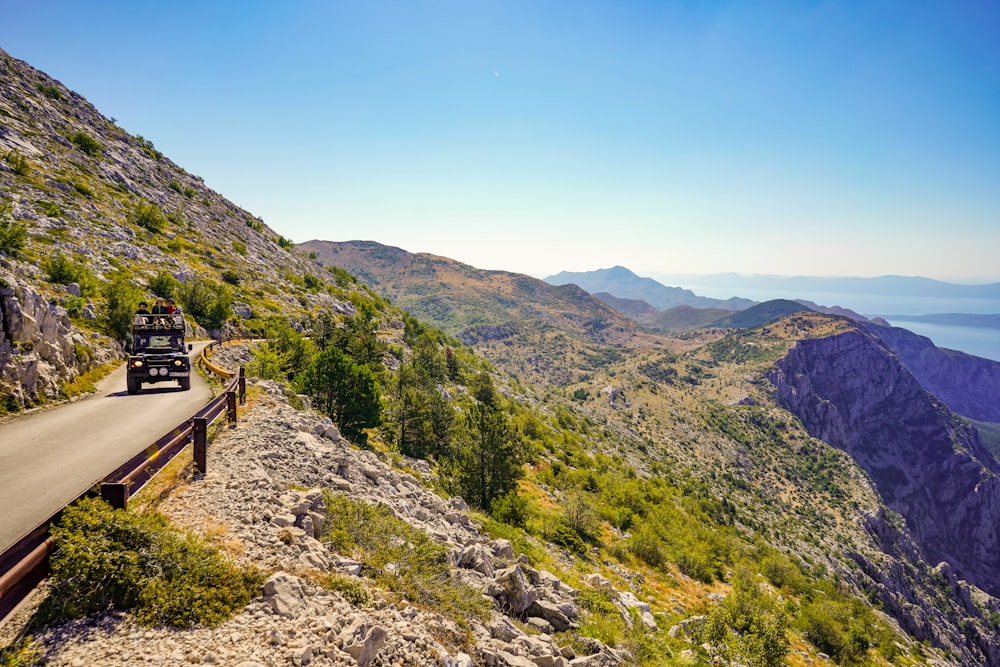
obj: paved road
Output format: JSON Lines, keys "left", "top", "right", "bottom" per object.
{"left": 0, "top": 343, "right": 214, "bottom": 552}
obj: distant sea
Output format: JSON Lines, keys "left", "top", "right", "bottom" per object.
{"left": 677, "top": 284, "right": 1000, "bottom": 363}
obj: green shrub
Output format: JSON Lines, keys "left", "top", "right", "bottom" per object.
{"left": 43, "top": 253, "right": 94, "bottom": 290}
{"left": 42, "top": 498, "right": 262, "bottom": 627}
{"left": 133, "top": 201, "right": 165, "bottom": 233}
{"left": 490, "top": 490, "right": 529, "bottom": 528}
{"left": 232, "top": 239, "right": 247, "bottom": 255}
{"left": 136, "top": 135, "right": 162, "bottom": 160}
{"left": 70, "top": 132, "right": 101, "bottom": 157}
{"left": 324, "top": 572, "right": 370, "bottom": 606}
{"left": 101, "top": 275, "right": 143, "bottom": 340}
{"left": 37, "top": 83, "right": 63, "bottom": 100}
{"left": 221, "top": 269, "right": 240, "bottom": 286}
{"left": 3, "top": 150, "right": 30, "bottom": 176}
{"left": 0, "top": 203, "right": 27, "bottom": 256}
{"left": 277, "top": 235, "right": 294, "bottom": 249}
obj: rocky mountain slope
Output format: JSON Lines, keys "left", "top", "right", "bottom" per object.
{"left": 0, "top": 47, "right": 351, "bottom": 411}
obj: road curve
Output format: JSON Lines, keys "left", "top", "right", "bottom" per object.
{"left": 0, "top": 342, "right": 214, "bottom": 552}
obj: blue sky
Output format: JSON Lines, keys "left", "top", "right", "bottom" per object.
{"left": 3, "top": 1, "right": 999, "bottom": 281}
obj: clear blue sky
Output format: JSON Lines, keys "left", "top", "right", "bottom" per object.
{"left": 3, "top": 1, "right": 999, "bottom": 281}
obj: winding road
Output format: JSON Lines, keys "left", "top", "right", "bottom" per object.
{"left": 0, "top": 343, "right": 213, "bottom": 553}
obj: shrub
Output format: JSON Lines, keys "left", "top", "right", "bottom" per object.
{"left": 42, "top": 498, "right": 262, "bottom": 627}
{"left": 324, "top": 573, "right": 370, "bottom": 606}
{"left": 277, "top": 235, "right": 294, "bottom": 249}
{"left": 4, "top": 150, "right": 30, "bottom": 176}
{"left": 221, "top": 269, "right": 240, "bottom": 286}
{"left": 70, "top": 132, "right": 101, "bottom": 157}
{"left": 43, "top": 253, "right": 93, "bottom": 289}
{"left": 133, "top": 201, "right": 165, "bottom": 233}
{"left": 177, "top": 275, "right": 232, "bottom": 331}
{"left": 0, "top": 203, "right": 27, "bottom": 256}
{"left": 490, "top": 490, "right": 529, "bottom": 528}
{"left": 135, "top": 135, "right": 162, "bottom": 160}
{"left": 232, "top": 239, "right": 247, "bottom": 255}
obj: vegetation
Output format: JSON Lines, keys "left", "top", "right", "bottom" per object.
{"left": 69, "top": 132, "right": 101, "bottom": 157}
{"left": 133, "top": 201, "right": 166, "bottom": 233}
{"left": 0, "top": 202, "right": 27, "bottom": 256}
{"left": 101, "top": 275, "right": 144, "bottom": 340}
{"left": 177, "top": 275, "right": 233, "bottom": 331}
{"left": 40, "top": 498, "right": 262, "bottom": 628}
{"left": 322, "top": 491, "right": 490, "bottom": 629}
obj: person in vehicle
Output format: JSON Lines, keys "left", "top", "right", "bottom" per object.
{"left": 165, "top": 299, "right": 180, "bottom": 314}
{"left": 151, "top": 298, "right": 168, "bottom": 314}
{"left": 136, "top": 302, "right": 150, "bottom": 314}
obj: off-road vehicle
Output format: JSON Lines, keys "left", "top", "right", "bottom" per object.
{"left": 126, "top": 313, "right": 193, "bottom": 394}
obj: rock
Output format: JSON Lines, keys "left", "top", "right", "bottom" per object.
{"left": 527, "top": 599, "right": 572, "bottom": 632}
{"left": 495, "top": 566, "right": 539, "bottom": 614}
{"left": 338, "top": 619, "right": 389, "bottom": 667}
{"left": 262, "top": 572, "right": 310, "bottom": 619}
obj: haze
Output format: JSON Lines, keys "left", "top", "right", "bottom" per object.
{"left": 2, "top": 1, "right": 998, "bottom": 281}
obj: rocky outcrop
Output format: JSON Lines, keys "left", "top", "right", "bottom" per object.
{"left": 771, "top": 329, "right": 1000, "bottom": 596}
{"left": 0, "top": 269, "right": 118, "bottom": 408}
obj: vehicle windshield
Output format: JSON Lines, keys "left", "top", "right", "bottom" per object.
{"left": 135, "top": 334, "right": 183, "bottom": 351}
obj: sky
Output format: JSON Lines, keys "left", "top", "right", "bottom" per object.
{"left": 2, "top": 1, "right": 999, "bottom": 282}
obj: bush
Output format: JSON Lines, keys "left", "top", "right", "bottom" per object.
{"left": 4, "top": 150, "right": 30, "bottom": 176}
{"left": 70, "top": 132, "right": 101, "bottom": 157}
{"left": 0, "top": 203, "right": 27, "bottom": 256}
{"left": 178, "top": 276, "right": 233, "bottom": 331}
{"left": 42, "top": 498, "right": 262, "bottom": 627}
{"left": 221, "top": 269, "right": 240, "bottom": 286}
{"left": 490, "top": 490, "right": 529, "bottom": 528}
{"left": 133, "top": 201, "right": 165, "bottom": 233}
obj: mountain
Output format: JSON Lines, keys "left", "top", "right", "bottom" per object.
{"left": 652, "top": 272, "right": 1000, "bottom": 299}
{"left": 5, "top": 46, "right": 1000, "bottom": 665}
{"left": 711, "top": 299, "right": 812, "bottom": 328}
{"left": 545, "top": 266, "right": 754, "bottom": 310}
{"left": 298, "top": 240, "right": 643, "bottom": 386}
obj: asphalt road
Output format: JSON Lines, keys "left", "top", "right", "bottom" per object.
{"left": 0, "top": 342, "right": 214, "bottom": 553}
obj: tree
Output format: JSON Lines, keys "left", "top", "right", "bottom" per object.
{"left": 177, "top": 276, "right": 232, "bottom": 331}
{"left": 102, "top": 276, "right": 144, "bottom": 341}
{"left": 452, "top": 375, "right": 524, "bottom": 510}
{"left": 299, "top": 346, "right": 382, "bottom": 442}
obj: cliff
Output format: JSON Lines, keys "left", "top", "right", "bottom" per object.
{"left": 770, "top": 328, "right": 1000, "bottom": 598}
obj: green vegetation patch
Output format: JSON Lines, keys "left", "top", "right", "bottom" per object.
{"left": 322, "top": 491, "right": 490, "bottom": 629}
{"left": 40, "top": 498, "right": 262, "bottom": 628}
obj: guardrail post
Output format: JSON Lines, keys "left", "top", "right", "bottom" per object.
{"left": 193, "top": 418, "right": 208, "bottom": 474}
{"left": 101, "top": 483, "right": 129, "bottom": 510}
{"left": 238, "top": 367, "right": 246, "bottom": 404}
{"left": 227, "top": 391, "right": 237, "bottom": 426}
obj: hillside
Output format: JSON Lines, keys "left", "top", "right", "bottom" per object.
{"left": 4, "top": 46, "right": 1000, "bottom": 667}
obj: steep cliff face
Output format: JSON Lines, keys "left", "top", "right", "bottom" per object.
{"left": 865, "top": 322, "right": 1000, "bottom": 422}
{"left": 770, "top": 329, "right": 1000, "bottom": 597}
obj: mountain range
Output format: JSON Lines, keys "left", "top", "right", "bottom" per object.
{"left": 4, "top": 46, "right": 1000, "bottom": 665}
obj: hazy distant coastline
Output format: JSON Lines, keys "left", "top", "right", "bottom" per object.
{"left": 881, "top": 314, "right": 1000, "bottom": 330}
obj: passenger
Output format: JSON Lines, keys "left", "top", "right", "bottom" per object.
{"left": 165, "top": 299, "right": 179, "bottom": 314}
{"left": 151, "top": 298, "right": 168, "bottom": 315}
{"left": 136, "top": 302, "right": 150, "bottom": 315}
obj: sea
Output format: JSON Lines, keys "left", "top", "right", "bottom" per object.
{"left": 677, "top": 284, "right": 1000, "bottom": 363}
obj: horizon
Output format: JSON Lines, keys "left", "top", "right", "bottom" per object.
{"left": 3, "top": 2, "right": 999, "bottom": 282}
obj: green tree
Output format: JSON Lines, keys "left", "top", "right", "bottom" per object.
{"left": 453, "top": 375, "right": 524, "bottom": 510}
{"left": 178, "top": 276, "right": 232, "bottom": 331}
{"left": 148, "top": 269, "right": 179, "bottom": 300}
{"left": 102, "top": 276, "right": 144, "bottom": 341}
{"left": 299, "top": 346, "right": 382, "bottom": 442}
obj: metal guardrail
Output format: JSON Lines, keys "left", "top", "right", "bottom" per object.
{"left": 0, "top": 345, "right": 248, "bottom": 628}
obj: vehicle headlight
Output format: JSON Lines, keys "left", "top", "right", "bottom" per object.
{"left": 132, "top": 360, "right": 143, "bottom": 368}
{"left": 173, "top": 359, "right": 184, "bottom": 367}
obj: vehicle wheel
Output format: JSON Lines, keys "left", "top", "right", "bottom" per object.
{"left": 179, "top": 376, "right": 191, "bottom": 391}
{"left": 127, "top": 376, "right": 140, "bottom": 394}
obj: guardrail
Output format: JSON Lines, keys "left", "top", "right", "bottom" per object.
{"left": 0, "top": 344, "right": 249, "bottom": 628}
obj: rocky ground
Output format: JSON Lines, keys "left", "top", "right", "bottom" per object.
{"left": 13, "top": 348, "right": 660, "bottom": 666}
